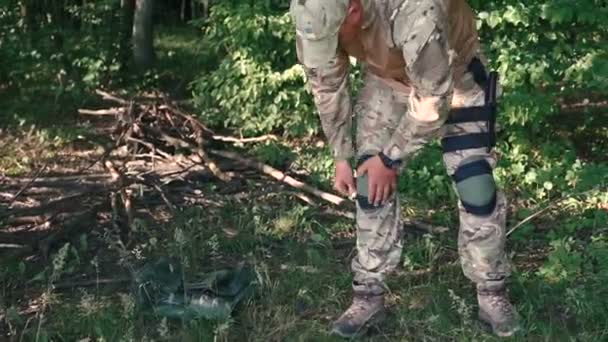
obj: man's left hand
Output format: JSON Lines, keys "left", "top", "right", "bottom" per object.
{"left": 357, "top": 155, "right": 398, "bottom": 206}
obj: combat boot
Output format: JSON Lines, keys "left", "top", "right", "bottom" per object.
{"left": 330, "top": 292, "right": 385, "bottom": 338}
{"left": 477, "top": 286, "right": 520, "bottom": 337}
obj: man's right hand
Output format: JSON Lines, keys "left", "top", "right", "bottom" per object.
{"left": 334, "top": 160, "right": 356, "bottom": 198}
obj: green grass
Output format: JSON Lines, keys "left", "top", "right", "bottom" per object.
{"left": 2, "top": 114, "right": 607, "bottom": 340}
{"left": 3, "top": 174, "right": 607, "bottom": 341}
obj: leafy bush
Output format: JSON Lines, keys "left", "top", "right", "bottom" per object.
{"left": 0, "top": 1, "right": 126, "bottom": 123}
{"left": 471, "top": 0, "right": 608, "bottom": 130}
{"left": 190, "top": 2, "right": 319, "bottom": 137}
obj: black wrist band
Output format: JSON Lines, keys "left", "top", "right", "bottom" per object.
{"left": 378, "top": 152, "right": 402, "bottom": 170}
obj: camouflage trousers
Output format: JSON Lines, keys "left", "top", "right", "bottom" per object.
{"left": 351, "top": 67, "right": 511, "bottom": 296}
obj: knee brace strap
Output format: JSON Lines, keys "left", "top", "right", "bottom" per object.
{"left": 356, "top": 173, "right": 384, "bottom": 210}
{"left": 453, "top": 159, "right": 497, "bottom": 215}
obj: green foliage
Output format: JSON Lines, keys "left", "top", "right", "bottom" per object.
{"left": 472, "top": 0, "right": 608, "bottom": 132}
{"left": 190, "top": 2, "right": 318, "bottom": 138}
{"left": 0, "top": 1, "right": 128, "bottom": 124}
{"left": 252, "top": 141, "right": 296, "bottom": 168}
{"left": 537, "top": 237, "right": 583, "bottom": 284}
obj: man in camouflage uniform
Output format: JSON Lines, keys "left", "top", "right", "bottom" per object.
{"left": 289, "top": 0, "right": 520, "bottom": 338}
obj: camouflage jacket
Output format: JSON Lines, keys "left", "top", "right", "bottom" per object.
{"left": 296, "top": 0, "right": 481, "bottom": 162}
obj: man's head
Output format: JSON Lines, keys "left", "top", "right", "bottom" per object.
{"left": 290, "top": 0, "right": 363, "bottom": 67}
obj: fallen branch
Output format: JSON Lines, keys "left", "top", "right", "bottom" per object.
{"left": 323, "top": 207, "right": 356, "bottom": 220}
{"left": 105, "top": 160, "right": 135, "bottom": 236}
{"left": 403, "top": 219, "right": 449, "bottom": 235}
{"left": 95, "top": 89, "right": 130, "bottom": 106}
{"left": 78, "top": 108, "right": 124, "bottom": 116}
{"left": 127, "top": 137, "right": 173, "bottom": 160}
{"left": 6, "top": 190, "right": 103, "bottom": 219}
{"left": 7, "top": 214, "right": 53, "bottom": 225}
{"left": 5, "top": 174, "right": 113, "bottom": 187}
{"left": 157, "top": 104, "right": 215, "bottom": 135}
{"left": 506, "top": 187, "right": 605, "bottom": 237}
{"left": 38, "top": 204, "right": 106, "bottom": 259}
{"left": 156, "top": 131, "right": 231, "bottom": 182}
{"left": 8, "top": 162, "right": 48, "bottom": 207}
{"left": 53, "top": 277, "right": 132, "bottom": 290}
{"left": 152, "top": 183, "right": 175, "bottom": 212}
{"left": 53, "top": 277, "right": 131, "bottom": 290}
{"left": 0, "top": 243, "right": 27, "bottom": 249}
{"left": 209, "top": 149, "right": 346, "bottom": 206}
{"left": 507, "top": 203, "right": 556, "bottom": 237}
{"left": 211, "top": 134, "right": 278, "bottom": 144}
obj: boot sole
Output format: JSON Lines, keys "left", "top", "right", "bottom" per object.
{"left": 330, "top": 310, "right": 387, "bottom": 338}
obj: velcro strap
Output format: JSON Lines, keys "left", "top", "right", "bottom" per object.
{"left": 452, "top": 159, "right": 493, "bottom": 183}
{"left": 468, "top": 57, "right": 488, "bottom": 89}
{"left": 462, "top": 192, "right": 497, "bottom": 216}
{"left": 446, "top": 106, "right": 492, "bottom": 125}
{"left": 441, "top": 133, "right": 495, "bottom": 153}
{"left": 357, "top": 195, "right": 382, "bottom": 210}
{"left": 356, "top": 154, "right": 374, "bottom": 168}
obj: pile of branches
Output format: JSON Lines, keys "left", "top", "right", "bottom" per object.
{"left": 0, "top": 90, "right": 351, "bottom": 258}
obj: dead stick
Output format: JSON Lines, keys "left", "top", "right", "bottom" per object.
{"left": 211, "top": 134, "right": 278, "bottom": 144}
{"left": 506, "top": 187, "right": 605, "bottom": 237}
{"left": 78, "top": 108, "right": 124, "bottom": 116}
{"left": 6, "top": 173, "right": 112, "bottom": 185}
{"left": 152, "top": 183, "right": 175, "bottom": 212}
{"left": 506, "top": 204, "right": 555, "bottom": 237}
{"left": 95, "top": 89, "right": 129, "bottom": 105}
{"left": 0, "top": 243, "right": 27, "bottom": 249}
{"left": 289, "top": 191, "right": 317, "bottom": 206}
{"left": 9, "top": 162, "right": 47, "bottom": 207}
{"left": 105, "top": 160, "right": 134, "bottom": 235}
{"left": 127, "top": 137, "right": 173, "bottom": 159}
{"left": 157, "top": 103, "right": 215, "bottom": 135}
{"left": 6, "top": 190, "right": 103, "bottom": 219}
{"left": 53, "top": 277, "right": 131, "bottom": 289}
{"left": 209, "top": 149, "right": 346, "bottom": 206}
{"left": 403, "top": 219, "right": 449, "bottom": 234}
{"left": 38, "top": 206, "right": 103, "bottom": 259}
{"left": 323, "top": 207, "right": 356, "bottom": 220}
{"left": 156, "top": 131, "right": 231, "bottom": 182}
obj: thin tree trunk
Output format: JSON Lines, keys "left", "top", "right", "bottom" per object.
{"left": 181, "top": 0, "right": 186, "bottom": 21}
{"left": 191, "top": 0, "right": 198, "bottom": 20}
{"left": 120, "top": 0, "right": 135, "bottom": 68}
{"left": 202, "top": 0, "right": 209, "bottom": 18}
{"left": 133, "top": 0, "right": 155, "bottom": 70}
{"left": 19, "top": 0, "right": 35, "bottom": 32}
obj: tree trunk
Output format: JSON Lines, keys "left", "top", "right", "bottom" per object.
{"left": 191, "top": 0, "right": 198, "bottom": 20}
{"left": 202, "top": 0, "right": 209, "bottom": 19}
{"left": 120, "top": 0, "right": 135, "bottom": 68}
{"left": 133, "top": 0, "right": 155, "bottom": 70}
{"left": 181, "top": 0, "right": 186, "bottom": 21}
{"left": 19, "top": 0, "right": 35, "bottom": 32}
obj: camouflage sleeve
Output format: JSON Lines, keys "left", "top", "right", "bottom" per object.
{"left": 382, "top": 1, "right": 455, "bottom": 162}
{"left": 297, "top": 38, "right": 354, "bottom": 162}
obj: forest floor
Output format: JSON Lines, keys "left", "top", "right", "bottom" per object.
{"left": 1, "top": 29, "right": 608, "bottom": 342}
{"left": 2, "top": 97, "right": 608, "bottom": 342}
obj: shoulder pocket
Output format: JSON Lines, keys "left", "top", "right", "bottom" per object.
{"left": 392, "top": 1, "right": 442, "bottom": 67}
{"left": 399, "top": 18, "right": 438, "bottom": 67}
